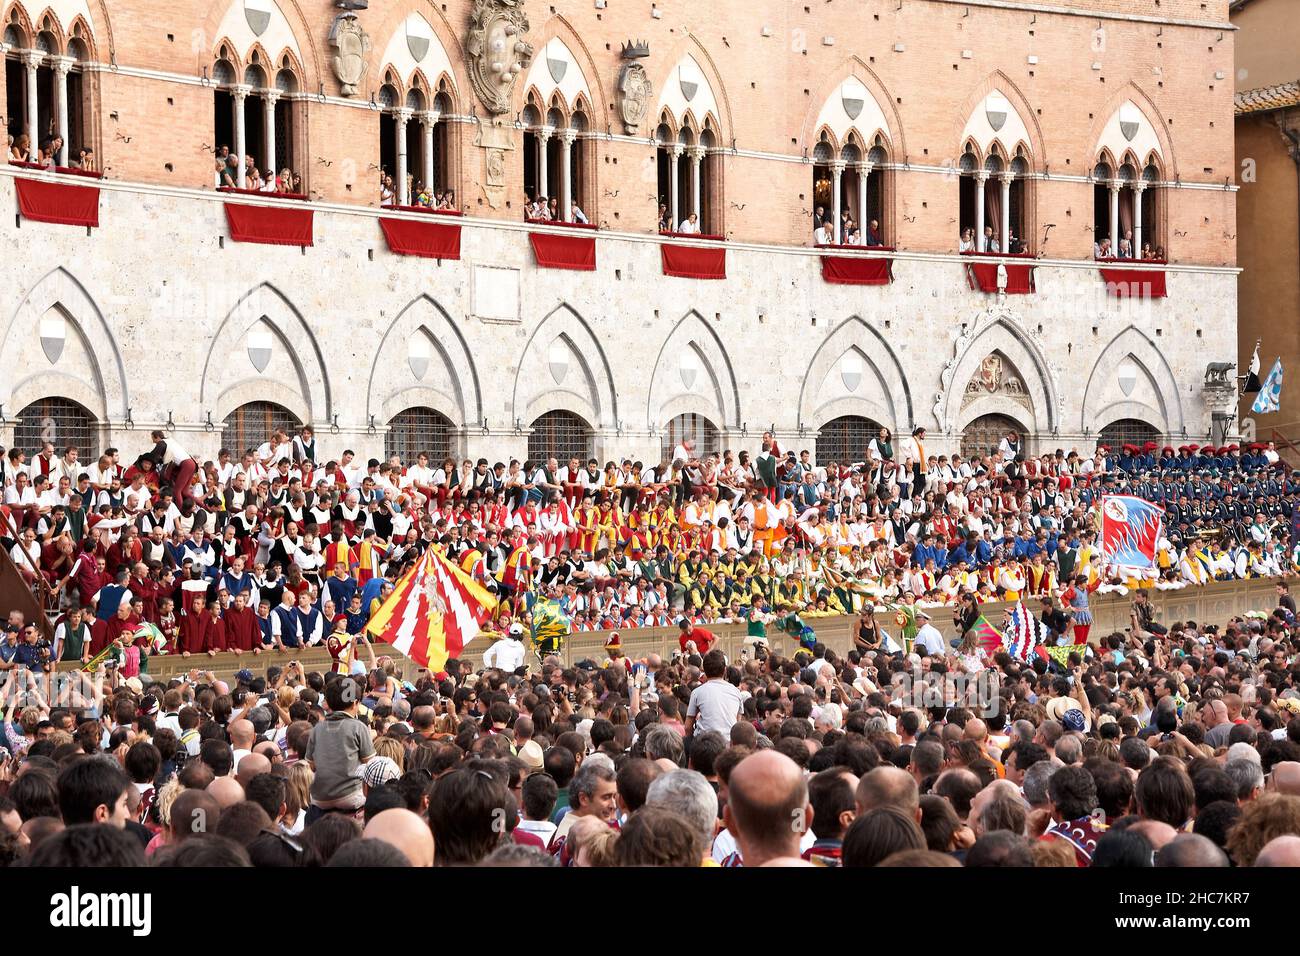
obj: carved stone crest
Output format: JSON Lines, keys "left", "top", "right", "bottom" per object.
{"left": 329, "top": 13, "right": 371, "bottom": 97}
{"left": 466, "top": 0, "right": 533, "bottom": 116}
{"left": 618, "top": 63, "right": 652, "bottom": 134}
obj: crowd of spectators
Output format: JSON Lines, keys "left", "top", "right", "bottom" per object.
{"left": 381, "top": 172, "right": 457, "bottom": 211}
{"left": 7, "top": 133, "right": 95, "bottom": 172}
{"left": 1, "top": 589, "right": 1299, "bottom": 869}
{"left": 0, "top": 424, "right": 1295, "bottom": 669}
{"left": 213, "top": 144, "right": 300, "bottom": 195}
{"left": 813, "top": 205, "right": 883, "bottom": 246}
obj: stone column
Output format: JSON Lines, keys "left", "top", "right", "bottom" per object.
{"left": 421, "top": 110, "right": 437, "bottom": 192}
{"left": 537, "top": 126, "right": 552, "bottom": 203}
{"left": 263, "top": 90, "right": 280, "bottom": 182}
{"left": 231, "top": 84, "right": 250, "bottom": 188}
{"left": 395, "top": 107, "right": 412, "bottom": 205}
{"left": 830, "top": 160, "right": 846, "bottom": 244}
{"left": 668, "top": 144, "right": 683, "bottom": 229}
{"left": 22, "top": 51, "right": 42, "bottom": 160}
{"left": 856, "top": 161, "right": 873, "bottom": 244}
{"left": 974, "top": 171, "right": 988, "bottom": 250}
{"left": 559, "top": 128, "right": 576, "bottom": 222}
{"left": 688, "top": 145, "right": 705, "bottom": 221}
{"left": 1108, "top": 181, "right": 1120, "bottom": 252}
{"left": 52, "top": 55, "right": 74, "bottom": 166}
{"left": 1133, "top": 182, "right": 1146, "bottom": 255}
{"left": 1000, "top": 172, "right": 1014, "bottom": 253}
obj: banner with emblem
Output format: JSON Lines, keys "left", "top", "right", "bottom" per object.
{"left": 366, "top": 547, "right": 497, "bottom": 672}
{"left": 1100, "top": 495, "right": 1164, "bottom": 571}
{"left": 530, "top": 599, "right": 571, "bottom": 656}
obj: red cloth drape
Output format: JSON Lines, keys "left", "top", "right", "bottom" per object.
{"left": 379, "top": 217, "right": 462, "bottom": 260}
{"left": 1099, "top": 267, "right": 1167, "bottom": 298}
{"left": 966, "top": 261, "right": 1035, "bottom": 294}
{"left": 15, "top": 178, "right": 100, "bottom": 227}
{"left": 820, "top": 256, "right": 892, "bottom": 285}
{"left": 661, "top": 243, "right": 726, "bottom": 279}
{"left": 223, "top": 202, "right": 314, "bottom": 247}
{"left": 529, "top": 232, "right": 597, "bottom": 271}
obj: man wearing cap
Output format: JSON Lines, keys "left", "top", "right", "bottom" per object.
{"left": 484, "top": 623, "right": 526, "bottom": 673}
{"left": 912, "top": 609, "right": 945, "bottom": 657}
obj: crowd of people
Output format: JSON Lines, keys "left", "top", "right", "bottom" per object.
{"left": 7, "top": 133, "right": 96, "bottom": 172}
{"left": 0, "top": 423, "right": 1296, "bottom": 668}
{"left": 0, "top": 576, "right": 1298, "bottom": 869}
{"left": 380, "top": 171, "right": 458, "bottom": 211}
{"left": 214, "top": 145, "right": 301, "bottom": 195}
{"left": 1093, "top": 232, "right": 1166, "bottom": 261}
{"left": 813, "top": 206, "right": 884, "bottom": 246}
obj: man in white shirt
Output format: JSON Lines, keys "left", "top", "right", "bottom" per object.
{"left": 483, "top": 623, "right": 527, "bottom": 673}
{"left": 913, "top": 610, "right": 947, "bottom": 657}
{"left": 685, "top": 650, "right": 744, "bottom": 736}
{"left": 678, "top": 213, "right": 701, "bottom": 235}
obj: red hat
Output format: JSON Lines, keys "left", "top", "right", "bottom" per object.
{"left": 1228, "top": 444, "right": 1239, "bottom": 452}
{"left": 1122, "top": 444, "right": 1137, "bottom": 453}
{"left": 1162, "top": 446, "right": 1175, "bottom": 453}
{"left": 1248, "top": 442, "right": 1264, "bottom": 451}
{"left": 1216, "top": 446, "right": 1229, "bottom": 455}
{"left": 1188, "top": 444, "right": 1200, "bottom": 451}
{"left": 1143, "top": 441, "right": 1158, "bottom": 452}
{"left": 1098, "top": 444, "right": 1111, "bottom": 453}
{"left": 605, "top": 632, "right": 622, "bottom": 652}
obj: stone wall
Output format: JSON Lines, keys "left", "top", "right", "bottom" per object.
{"left": 69, "top": 576, "right": 1285, "bottom": 684}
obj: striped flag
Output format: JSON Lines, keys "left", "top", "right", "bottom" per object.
{"left": 1002, "top": 603, "right": 1049, "bottom": 663}
{"left": 366, "top": 547, "right": 497, "bottom": 671}
{"left": 970, "top": 614, "right": 1002, "bottom": 653}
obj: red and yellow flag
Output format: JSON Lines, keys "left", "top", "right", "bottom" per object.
{"left": 366, "top": 548, "right": 497, "bottom": 672}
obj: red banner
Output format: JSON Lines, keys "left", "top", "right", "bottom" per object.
{"left": 529, "top": 231, "right": 597, "bottom": 271}
{"left": 15, "top": 178, "right": 100, "bottom": 227}
{"left": 821, "top": 256, "right": 892, "bottom": 285}
{"left": 223, "top": 202, "right": 314, "bottom": 247}
{"left": 966, "top": 261, "right": 1035, "bottom": 294}
{"left": 1099, "top": 267, "right": 1167, "bottom": 298}
{"left": 661, "top": 243, "right": 727, "bottom": 279}
{"left": 379, "top": 217, "right": 462, "bottom": 260}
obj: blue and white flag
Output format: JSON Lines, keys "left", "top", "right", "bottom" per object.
{"left": 1252, "top": 358, "right": 1283, "bottom": 414}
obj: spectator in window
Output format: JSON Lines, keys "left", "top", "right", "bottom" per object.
{"left": 657, "top": 203, "right": 669, "bottom": 232}
{"left": 75, "top": 147, "right": 96, "bottom": 173}
{"left": 679, "top": 212, "right": 701, "bottom": 235}
{"left": 847, "top": 227, "right": 861, "bottom": 245}
{"left": 981, "top": 226, "right": 1000, "bottom": 253}
{"left": 380, "top": 174, "right": 396, "bottom": 205}
{"left": 1154, "top": 245, "right": 1165, "bottom": 260}
{"left": 1141, "top": 242, "right": 1154, "bottom": 260}
{"left": 10, "top": 133, "right": 30, "bottom": 162}
{"left": 1118, "top": 229, "right": 1134, "bottom": 259}
{"left": 222, "top": 154, "right": 239, "bottom": 188}
{"left": 571, "top": 201, "right": 588, "bottom": 224}
{"left": 1094, "top": 237, "right": 1112, "bottom": 259}
{"left": 1006, "top": 230, "right": 1022, "bottom": 254}
{"left": 865, "top": 219, "right": 883, "bottom": 247}
{"left": 813, "top": 218, "right": 832, "bottom": 245}
{"left": 958, "top": 227, "right": 975, "bottom": 252}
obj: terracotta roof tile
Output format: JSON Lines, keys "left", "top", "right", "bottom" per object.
{"left": 1236, "top": 81, "right": 1300, "bottom": 115}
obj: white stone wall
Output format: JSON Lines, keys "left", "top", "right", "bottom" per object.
{"left": 0, "top": 171, "right": 1236, "bottom": 467}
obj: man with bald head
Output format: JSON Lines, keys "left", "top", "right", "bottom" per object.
{"left": 1269, "top": 761, "right": 1300, "bottom": 796}
{"left": 364, "top": 808, "right": 435, "bottom": 866}
{"left": 236, "top": 752, "right": 272, "bottom": 789}
{"left": 229, "top": 718, "right": 256, "bottom": 767}
{"left": 1129, "top": 819, "right": 1177, "bottom": 851}
{"left": 723, "top": 751, "right": 811, "bottom": 867}
{"left": 1254, "top": 834, "right": 1300, "bottom": 867}
{"left": 207, "top": 775, "right": 245, "bottom": 810}
{"left": 1201, "top": 699, "right": 1232, "bottom": 750}
{"left": 1155, "top": 833, "right": 1229, "bottom": 867}
{"left": 856, "top": 766, "right": 920, "bottom": 823}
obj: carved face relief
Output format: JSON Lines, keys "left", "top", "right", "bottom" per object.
{"left": 467, "top": 0, "right": 533, "bottom": 116}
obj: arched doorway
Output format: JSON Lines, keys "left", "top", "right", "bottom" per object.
{"left": 224, "top": 401, "right": 301, "bottom": 454}
{"left": 1098, "top": 418, "right": 1161, "bottom": 451}
{"left": 14, "top": 397, "right": 98, "bottom": 458}
{"left": 661, "top": 413, "right": 719, "bottom": 463}
{"left": 528, "top": 411, "right": 593, "bottom": 464}
{"left": 385, "top": 407, "right": 454, "bottom": 465}
{"left": 817, "top": 416, "right": 881, "bottom": 466}
{"left": 961, "top": 414, "right": 1024, "bottom": 460}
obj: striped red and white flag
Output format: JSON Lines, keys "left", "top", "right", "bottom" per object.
{"left": 365, "top": 547, "right": 497, "bottom": 672}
